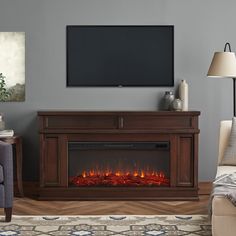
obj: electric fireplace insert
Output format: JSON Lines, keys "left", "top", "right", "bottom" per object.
{"left": 69, "top": 142, "right": 170, "bottom": 188}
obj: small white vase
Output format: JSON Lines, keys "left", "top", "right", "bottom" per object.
{"left": 172, "top": 99, "right": 182, "bottom": 111}
{"left": 179, "top": 80, "right": 188, "bottom": 111}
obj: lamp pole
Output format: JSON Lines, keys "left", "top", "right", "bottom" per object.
{"left": 224, "top": 43, "right": 236, "bottom": 117}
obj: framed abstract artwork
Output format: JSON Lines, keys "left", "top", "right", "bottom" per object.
{"left": 0, "top": 32, "right": 25, "bottom": 102}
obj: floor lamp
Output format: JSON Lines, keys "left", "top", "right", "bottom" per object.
{"left": 207, "top": 43, "right": 236, "bottom": 116}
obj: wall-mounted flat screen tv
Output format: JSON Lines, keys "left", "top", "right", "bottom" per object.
{"left": 67, "top": 25, "right": 174, "bottom": 87}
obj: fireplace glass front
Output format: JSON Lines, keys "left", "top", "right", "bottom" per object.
{"left": 68, "top": 142, "right": 170, "bottom": 187}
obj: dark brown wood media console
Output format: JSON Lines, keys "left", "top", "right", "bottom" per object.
{"left": 38, "top": 111, "right": 200, "bottom": 200}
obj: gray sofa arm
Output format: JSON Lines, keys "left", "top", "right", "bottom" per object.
{"left": 0, "top": 141, "right": 13, "bottom": 208}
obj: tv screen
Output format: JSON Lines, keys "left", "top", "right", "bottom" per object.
{"left": 67, "top": 25, "right": 174, "bottom": 87}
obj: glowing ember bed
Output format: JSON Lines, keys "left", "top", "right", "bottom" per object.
{"left": 70, "top": 171, "right": 169, "bottom": 187}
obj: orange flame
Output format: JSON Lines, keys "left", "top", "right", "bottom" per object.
{"left": 81, "top": 169, "right": 166, "bottom": 179}
{"left": 140, "top": 171, "right": 145, "bottom": 178}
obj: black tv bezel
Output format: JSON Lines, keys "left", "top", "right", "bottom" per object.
{"left": 66, "top": 25, "right": 174, "bottom": 87}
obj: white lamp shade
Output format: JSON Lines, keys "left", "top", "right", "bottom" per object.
{"left": 207, "top": 52, "right": 236, "bottom": 78}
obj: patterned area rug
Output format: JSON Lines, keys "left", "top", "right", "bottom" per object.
{"left": 0, "top": 215, "right": 211, "bottom": 236}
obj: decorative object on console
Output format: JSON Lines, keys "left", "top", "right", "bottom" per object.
{"left": 207, "top": 42, "right": 236, "bottom": 116}
{"left": 179, "top": 80, "right": 189, "bottom": 111}
{"left": 163, "top": 91, "right": 175, "bottom": 110}
{"left": 0, "top": 32, "right": 25, "bottom": 102}
{"left": 172, "top": 98, "right": 182, "bottom": 111}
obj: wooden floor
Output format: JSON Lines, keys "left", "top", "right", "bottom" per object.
{"left": 0, "top": 182, "right": 211, "bottom": 216}
{"left": 10, "top": 195, "right": 210, "bottom": 215}
{"left": 0, "top": 195, "right": 210, "bottom": 215}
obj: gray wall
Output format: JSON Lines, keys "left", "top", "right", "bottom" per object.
{"left": 0, "top": 0, "right": 235, "bottom": 181}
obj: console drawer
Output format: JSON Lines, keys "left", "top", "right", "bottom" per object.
{"left": 122, "top": 115, "right": 192, "bottom": 130}
{"left": 43, "top": 115, "right": 117, "bottom": 130}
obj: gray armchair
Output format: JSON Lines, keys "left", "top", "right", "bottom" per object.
{"left": 0, "top": 141, "right": 13, "bottom": 222}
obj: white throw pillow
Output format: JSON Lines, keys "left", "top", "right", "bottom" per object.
{"left": 221, "top": 117, "right": 236, "bottom": 165}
